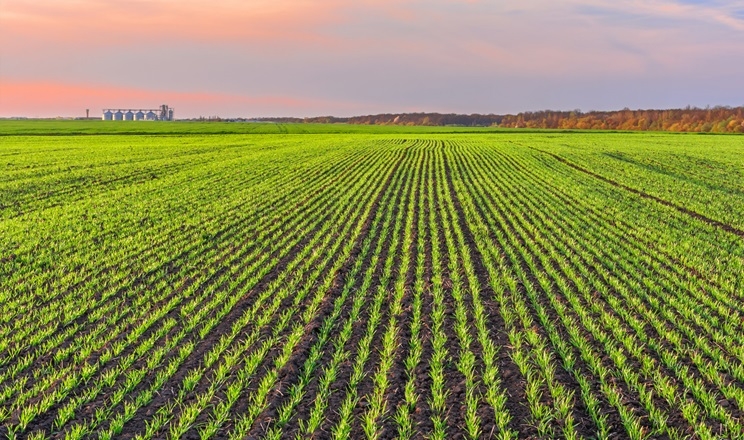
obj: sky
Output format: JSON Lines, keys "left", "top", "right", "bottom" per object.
{"left": 1, "top": 0, "right": 743, "bottom": 118}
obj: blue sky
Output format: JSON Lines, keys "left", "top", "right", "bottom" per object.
{"left": 1, "top": 0, "right": 743, "bottom": 117}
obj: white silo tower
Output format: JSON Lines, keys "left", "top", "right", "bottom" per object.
{"left": 102, "top": 110, "right": 113, "bottom": 121}
{"left": 135, "top": 110, "right": 145, "bottom": 121}
{"left": 145, "top": 110, "right": 157, "bottom": 121}
{"left": 124, "top": 110, "right": 134, "bottom": 121}
{"left": 114, "top": 110, "right": 124, "bottom": 121}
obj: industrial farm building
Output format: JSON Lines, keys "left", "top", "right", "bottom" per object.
{"left": 102, "top": 105, "right": 174, "bottom": 121}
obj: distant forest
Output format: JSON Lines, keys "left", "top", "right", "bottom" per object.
{"left": 258, "top": 106, "right": 744, "bottom": 133}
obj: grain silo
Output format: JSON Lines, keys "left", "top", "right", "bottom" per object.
{"left": 102, "top": 105, "right": 173, "bottom": 121}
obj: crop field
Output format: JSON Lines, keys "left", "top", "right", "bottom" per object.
{"left": 1, "top": 123, "right": 743, "bottom": 439}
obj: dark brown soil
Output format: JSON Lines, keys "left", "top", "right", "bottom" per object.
{"left": 4, "top": 140, "right": 735, "bottom": 440}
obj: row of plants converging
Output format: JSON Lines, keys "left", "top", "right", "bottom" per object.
{"left": 1, "top": 132, "right": 742, "bottom": 439}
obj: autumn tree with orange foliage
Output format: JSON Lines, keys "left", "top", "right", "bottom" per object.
{"left": 259, "top": 106, "right": 744, "bottom": 133}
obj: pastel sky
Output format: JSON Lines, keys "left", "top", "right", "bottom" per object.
{"left": 1, "top": 0, "right": 743, "bottom": 118}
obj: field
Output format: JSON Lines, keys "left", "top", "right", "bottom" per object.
{"left": 1, "top": 122, "right": 743, "bottom": 439}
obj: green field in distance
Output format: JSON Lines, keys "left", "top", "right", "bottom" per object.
{"left": 1, "top": 122, "right": 743, "bottom": 439}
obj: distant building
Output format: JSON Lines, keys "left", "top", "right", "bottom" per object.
{"left": 102, "top": 105, "right": 174, "bottom": 121}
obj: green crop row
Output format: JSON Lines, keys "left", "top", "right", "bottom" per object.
{"left": 1, "top": 131, "right": 742, "bottom": 439}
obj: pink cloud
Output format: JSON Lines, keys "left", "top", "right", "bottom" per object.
{"left": 2, "top": 0, "right": 742, "bottom": 116}
{"left": 0, "top": 79, "right": 357, "bottom": 117}
{"left": 0, "top": 0, "right": 348, "bottom": 51}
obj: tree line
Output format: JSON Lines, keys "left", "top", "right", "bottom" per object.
{"left": 258, "top": 106, "right": 744, "bottom": 133}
